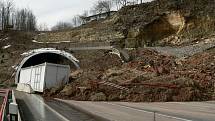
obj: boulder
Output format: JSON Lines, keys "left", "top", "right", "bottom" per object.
{"left": 60, "top": 85, "right": 75, "bottom": 96}
{"left": 70, "top": 69, "right": 83, "bottom": 79}
{"left": 90, "top": 92, "right": 107, "bottom": 101}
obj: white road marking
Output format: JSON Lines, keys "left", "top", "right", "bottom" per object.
{"left": 32, "top": 94, "right": 71, "bottom": 121}
{"left": 168, "top": 102, "right": 215, "bottom": 109}
{"left": 105, "top": 102, "right": 193, "bottom": 121}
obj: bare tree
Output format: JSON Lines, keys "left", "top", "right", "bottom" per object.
{"left": 51, "top": 21, "right": 73, "bottom": 31}
{"left": 5, "top": 0, "right": 14, "bottom": 27}
{"left": 0, "top": 1, "right": 5, "bottom": 30}
{"left": 82, "top": 10, "right": 88, "bottom": 17}
{"left": 0, "top": 0, "right": 36, "bottom": 31}
{"left": 119, "top": 0, "right": 128, "bottom": 6}
{"left": 26, "top": 11, "right": 37, "bottom": 31}
{"left": 79, "top": 11, "right": 90, "bottom": 24}
{"left": 71, "top": 16, "right": 79, "bottom": 27}
{"left": 139, "top": 0, "right": 143, "bottom": 4}
{"left": 112, "top": 0, "right": 136, "bottom": 10}
{"left": 112, "top": 0, "right": 121, "bottom": 10}
{"left": 92, "top": 0, "right": 113, "bottom": 14}
{"left": 0, "top": 0, "right": 14, "bottom": 30}
{"left": 37, "top": 23, "right": 49, "bottom": 31}
{"left": 71, "top": 15, "right": 84, "bottom": 27}
{"left": 15, "top": 8, "right": 37, "bottom": 31}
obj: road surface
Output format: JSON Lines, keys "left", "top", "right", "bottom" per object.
{"left": 14, "top": 91, "right": 215, "bottom": 121}
{"left": 60, "top": 100, "right": 215, "bottom": 121}
{"left": 14, "top": 91, "right": 99, "bottom": 121}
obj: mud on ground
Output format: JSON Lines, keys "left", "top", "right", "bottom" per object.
{"left": 44, "top": 48, "right": 215, "bottom": 102}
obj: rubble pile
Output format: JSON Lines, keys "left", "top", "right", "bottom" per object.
{"left": 44, "top": 48, "right": 215, "bottom": 102}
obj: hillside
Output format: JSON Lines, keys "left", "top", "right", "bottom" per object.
{"left": 0, "top": 0, "right": 215, "bottom": 102}
{"left": 0, "top": 31, "right": 74, "bottom": 86}
{"left": 43, "top": 46, "right": 215, "bottom": 102}
{"left": 1, "top": 31, "right": 214, "bottom": 101}
{"left": 41, "top": 0, "right": 215, "bottom": 102}
{"left": 37, "top": 0, "right": 215, "bottom": 47}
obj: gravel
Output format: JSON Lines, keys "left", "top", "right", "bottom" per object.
{"left": 147, "top": 41, "right": 215, "bottom": 58}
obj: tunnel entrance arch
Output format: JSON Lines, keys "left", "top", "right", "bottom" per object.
{"left": 15, "top": 48, "right": 80, "bottom": 83}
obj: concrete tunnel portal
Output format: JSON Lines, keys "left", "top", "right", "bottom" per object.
{"left": 15, "top": 48, "right": 80, "bottom": 83}
{"left": 22, "top": 53, "right": 75, "bottom": 68}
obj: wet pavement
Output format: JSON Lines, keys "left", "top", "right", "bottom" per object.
{"left": 15, "top": 91, "right": 97, "bottom": 121}
{"left": 60, "top": 100, "right": 215, "bottom": 121}
{"left": 15, "top": 91, "right": 215, "bottom": 121}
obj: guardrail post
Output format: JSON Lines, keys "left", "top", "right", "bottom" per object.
{"left": 9, "top": 103, "right": 18, "bottom": 121}
{"left": 153, "top": 111, "right": 156, "bottom": 121}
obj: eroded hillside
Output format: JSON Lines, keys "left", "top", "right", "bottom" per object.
{"left": 0, "top": 0, "right": 215, "bottom": 102}
{"left": 37, "top": 0, "right": 215, "bottom": 47}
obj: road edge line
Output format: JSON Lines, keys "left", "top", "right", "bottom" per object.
{"left": 55, "top": 98, "right": 110, "bottom": 121}
{"left": 32, "top": 95, "right": 70, "bottom": 121}
{"left": 105, "top": 102, "right": 193, "bottom": 121}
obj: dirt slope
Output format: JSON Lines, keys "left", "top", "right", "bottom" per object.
{"left": 37, "top": 0, "right": 215, "bottom": 47}
{"left": 0, "top": 31, "right": 74, "bottom": 86}
{"left": 44, "top": 47, "right": 215, "bottom": 102}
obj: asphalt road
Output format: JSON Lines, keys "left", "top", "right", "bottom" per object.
{"left": 60, "top": 100, "right": 215, "bottom": 121}
{"left": 14, "top": 91, "right": 215, "bottom": 121}
{"left": 14, "top": 91, "right": 98, "bottom": 121}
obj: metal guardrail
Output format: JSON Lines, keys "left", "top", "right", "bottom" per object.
{"left": 120, "top": 83, "right": 180, "bottom": 89}
{"left": 68, "top": 41, "right": 130, "bottom": 62}
{"left": 0, "top": 89, "right": 11, "bottom": 121}
{"left": 69, "top": 42, "right": 112, "bottom": 51}
{"left": 0, "top": 89, "right": 19, "bottom": 121}
{"left": 90, "top": 80, "right": 130, "bottom": 92}
{"left": 11, "top": 91, "right": 21, "bottom": 121}
{"left": 69, "top": 42, "right": 111, "bottom": 48}
{"left": 99, "top": 81, "right": 130, "bottom": 92}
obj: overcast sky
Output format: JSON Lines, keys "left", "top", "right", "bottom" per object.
{"left": 13, "top": 0, "right": 152, "bottom": 28}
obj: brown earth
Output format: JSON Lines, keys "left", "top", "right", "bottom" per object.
{"left": 44, "top": 48, "right": 215, "bottom": 102}
{"left": 0, "top": 31, "right": 36, "bottom": 87}
{"left": 0, "top": 31, "right": 214, "bottom": 102}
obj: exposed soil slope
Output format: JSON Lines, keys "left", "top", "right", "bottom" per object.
{"left": 37, "top": 0, "right": 215, "bottom": 47}
{"left": 45, "top": 47, "right": 215, "bottom": 102}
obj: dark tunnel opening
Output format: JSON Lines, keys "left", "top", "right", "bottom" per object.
{"left": 22, "top": 53, "right": 76, "bottom": 70}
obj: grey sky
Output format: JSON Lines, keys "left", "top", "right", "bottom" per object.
{"left": 13, "top": 0, "right": 98, "bottom": 28}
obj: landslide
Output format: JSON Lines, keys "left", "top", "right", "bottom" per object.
{"left": 43, "top": 0, "right": 215, "bottom": 102}
{"left": 45, "top": 48, "right": 215, "bottom": 102}
{"left": 37, "top": 0, "right": 215, "bottom": 47}
{"left": 1, "top": 0, "right": 215, "bottom": 102}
